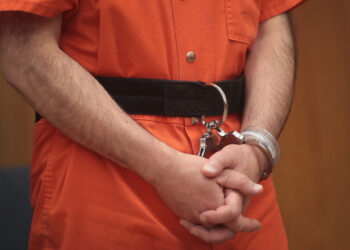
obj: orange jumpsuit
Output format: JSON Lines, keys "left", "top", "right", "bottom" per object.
{"left": 0, "top": 0, "right": 303, "bottom": 249}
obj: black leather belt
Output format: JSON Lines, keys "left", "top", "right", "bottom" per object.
{"left": 35, "top": 75, "right": 245, "bottom": 122}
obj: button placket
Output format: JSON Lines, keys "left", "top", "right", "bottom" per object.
{"left": 170, "top": 0, "right": 214, "bottom": 81}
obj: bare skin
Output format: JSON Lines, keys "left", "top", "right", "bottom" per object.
{"left": 0, "top": 11, "right": 264, "bottom": 243}
{"left": 180, "top": 13, "right": 296, "bottom": 242}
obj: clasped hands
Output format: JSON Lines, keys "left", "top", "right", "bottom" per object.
{"left": 154, "top": 144, "right": 267, "bottom": 243}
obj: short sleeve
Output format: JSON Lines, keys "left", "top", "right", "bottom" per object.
{"left": 0, "top": 0, "right": 78, "bottom": 17}
{"left": 260, "top": 0, "right": 305, "bottom": 22}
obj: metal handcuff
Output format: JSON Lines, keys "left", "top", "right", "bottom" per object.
{"left": 197, "top": 82, "right": 280, "bottom": 180}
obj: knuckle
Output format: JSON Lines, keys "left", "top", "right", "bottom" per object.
{"left": 226, "top": 172, "right": 238, "bottom": 184}
{"left": 219, "top": 173, "right": 231, "bottom": 187}
{"left": 217, "top": 171, "right": 236, "bottom": 188}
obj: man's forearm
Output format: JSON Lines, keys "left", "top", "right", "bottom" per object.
{"left": 243, "top": 14, "right": 295, "bottom": 138}
{"left": 0, "top": 13, "right": 175, "bottom": 184}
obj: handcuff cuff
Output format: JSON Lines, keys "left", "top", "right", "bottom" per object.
{"left": 199, "top": 82, "right": 281, "bottom": 180}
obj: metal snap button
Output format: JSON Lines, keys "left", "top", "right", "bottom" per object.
{"left": 186, "top": 51, "right": 196, "bottom": 63}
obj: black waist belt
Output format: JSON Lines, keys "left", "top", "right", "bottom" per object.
{"left": 35, "top": 75, "right": 245, "bottom": 122}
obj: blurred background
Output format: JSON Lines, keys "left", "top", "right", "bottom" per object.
{"left": 0, "top": 0, "right": 349, "bottom": 249}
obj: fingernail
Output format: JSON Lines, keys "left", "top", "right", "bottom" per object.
{"left": 254, "top": 184, "right": 263, "bottom": 192}
{"left": 203, "top": 164, "right": 216, "bottom": 173}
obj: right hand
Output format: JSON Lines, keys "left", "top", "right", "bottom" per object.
{"left": 179, "top": 145, "right": 265, "bottom": 243}
{"left": 151, "top": 152, "right": 225, "bottom": 223}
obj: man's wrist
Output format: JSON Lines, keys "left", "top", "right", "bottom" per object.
{"left": 229, "top": 126, "right": 280, "bottom": 180}
{"left": 133, "top": 141, "right": 179, "bottom": 187}
{"left": 241, "top": 126, "right": 280, "bottom": 180}
{"left": 236, "top": 145, "right": 267, "bottom": 183}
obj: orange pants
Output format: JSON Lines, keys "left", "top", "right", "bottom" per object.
{"left": 29, "top": 114, "right": 288, "bottom": 250}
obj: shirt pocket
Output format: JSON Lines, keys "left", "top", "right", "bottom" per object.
{"left": 226, "top": 0, "right": 260, "bottom": 46}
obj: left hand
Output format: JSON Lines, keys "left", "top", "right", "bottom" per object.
{"left": 180, "top": 144, "right": 269, "bottom": 243}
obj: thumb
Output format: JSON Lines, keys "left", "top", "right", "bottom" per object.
{"left": 202, "top": 146, "right": 240, "bottom": 177}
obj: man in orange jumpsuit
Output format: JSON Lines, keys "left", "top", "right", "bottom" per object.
{"left": 0, "top": 0, "right": 303, "bottom": 249}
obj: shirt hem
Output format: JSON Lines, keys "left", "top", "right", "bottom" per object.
{"left": 0, "top": 1, "right": 63, "bottom": 17}
{"left": 259, "top": 0, "right": 305, "bottom": 23}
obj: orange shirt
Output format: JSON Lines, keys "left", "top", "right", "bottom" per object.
{"left": 0, "top": 1, "right": 304, "bottom": 249}
{"left": 1, "top": 0, "right": 303, "bottom": 82}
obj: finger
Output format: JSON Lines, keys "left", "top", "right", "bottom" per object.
{"left": 200, "top": 190, "right": 242, "bottom": 226}
{"left": 202, "top": 145, "right": 241, "bottom": 177}
{"left": 216, "top": 170, "right": 263, "bottom": 196}
{"left": 180, "top": 218, "right": 236, "bottom": 243}
{"left": 225, "top": 214, "right": 261, "bottom": 233}
{"left": 190, "top": 225, "right": 235, "bottom": 243}
{"left": 179, "top": 218, "right": 195, "bottom": 230}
